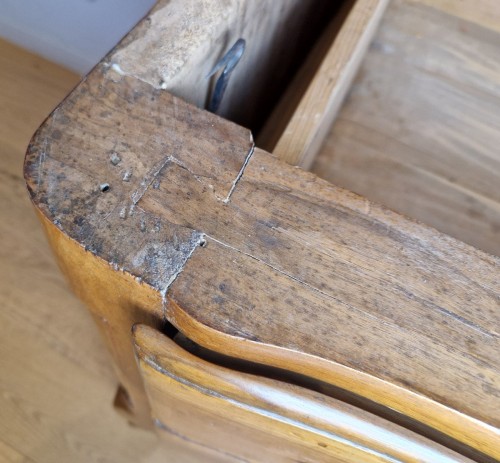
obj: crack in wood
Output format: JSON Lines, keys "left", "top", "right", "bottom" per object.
{"left": 160, "top": 232, "right": 206, "bottom": 324}
{"left": 223, "top": 142, "right": 255, "bottom": 204}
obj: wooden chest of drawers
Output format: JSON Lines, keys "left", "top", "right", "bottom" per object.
{"left": 24, "top": 1, "right": 499, "bottom": 461}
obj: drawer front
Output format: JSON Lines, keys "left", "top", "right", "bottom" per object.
{"left": 134, "top": 325, "right": 471, "bottom": 463}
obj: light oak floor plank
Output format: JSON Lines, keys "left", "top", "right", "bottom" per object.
{"left": 0, "top": 38, "right": 196, "bottom": 463}
{"left": 312, "top": 0, "right": 500, "bottom": 256}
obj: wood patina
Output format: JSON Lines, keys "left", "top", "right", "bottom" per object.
{"left": 24, "top": 55, "right": 500, "bottom": 459}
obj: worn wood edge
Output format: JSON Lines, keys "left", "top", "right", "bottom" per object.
{"left": 166, "top": 298, "right": 500, "bottom": 459}
{"left": 31, "top": 208, "right": 163, "bottom": 428}
{"left": 27, "top": 134, "right": 499, "bottom": 458}
{"left": 29, "top": 163, "right": 500, "bottom": 458}
{"left": 133, "top": 324, "right": 473, "bottom": 463}
{"left": 259, "top": 0, "right": 390, "bottom": 168}
{"left": 22, "top": 58, "right": 253, "bottom": 425}
{"left": 23, "top": 63, "right": 254, "bottom": 293}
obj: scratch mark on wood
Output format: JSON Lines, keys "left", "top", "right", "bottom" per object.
{"left": 224, "top": 141, "right": 255, "bottom": 204}
{"left": 36, "top": 149, "right": 46, "bottom": 193}
{"left": 37, "top": 111, "right": 59, "bottom": 193}
{"left": 130, "top": 156, "right": 172, "bottom": 213}
{"left": 204, "top": 234, "right": 402, "bottom": 332}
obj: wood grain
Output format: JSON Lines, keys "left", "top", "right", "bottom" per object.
{"left": 415, "top": 0, "right": 500, "bottom": 33}
{"left": 134, "top": 324, "right": 473, "bottom": 463}
{"left": 24, "top": 66, "right": 254, "bottom": 423}
{"left": 0, "top": 439, "right": 35, "bottom": 463}
{"left": 258, "top": 0, "right": 389, "bottom": 168}
{"left": 166, "top": 149, "right": 500, "bottom": 459}
{"left": 312, "top": 0, "right": 500, "bottom": 256}
{"left": 25, "top": 51, "right": 500, "bottom": 460}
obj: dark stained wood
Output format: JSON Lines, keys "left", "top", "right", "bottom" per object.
{"left": 25, "top": 66, "right": 253, "bottom": 289}
{"left": 25, "top": 48, "right": 500, "bottom": 459}
{"left": 134, "top": 324, "right": 474, "bottom": 463}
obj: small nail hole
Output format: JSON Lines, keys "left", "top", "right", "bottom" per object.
{"left": 110, "top": 152, "right": 121, "bottom": 166}
{"left": 100, "top": 183, "right": 110, "bottom": 192}
{"left": 199, "top": 238, "right": 207, "bottom": 248}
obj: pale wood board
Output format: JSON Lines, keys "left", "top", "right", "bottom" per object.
{"left": 416, "top": 0, "right": 500, "bottom": 34}
{"left": 312, "top": 0, "right": 500, "bottom": 256}
{"left": 0, "top": 38, "right": 210, "bottom": 463}
{"left": 258, "top": 0, "right": 390, "bottom": 168}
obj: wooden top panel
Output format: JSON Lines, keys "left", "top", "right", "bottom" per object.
{"left": 162, "top": 149, "right": 499, "bottom": 457}
{"left": 25, "top": 47, "right": 499, "bottom": 458}
{"left": 25, "top": 66, "right": 253, "bottom": 291}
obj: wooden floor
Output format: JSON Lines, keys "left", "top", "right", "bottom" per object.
{"left": 312, "top": 0, "right": 500, "bottom": 256}
{"left": 0, "top": 38, "right": 202, "bottom": 463}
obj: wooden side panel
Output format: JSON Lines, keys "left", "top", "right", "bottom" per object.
{"left": 134, "top": 325, "right": 472, "bottom": 463}
{"left": 109, "top": 0, "right": 335, "bottom": 129}
{"left": 36, "top": 211, "right": 163, "bottom": 427}
{"left": 258, "top": 0, "right": 389, "bottom": 168}
{"left": 312, "top": 0, "right": 500, "bottom": 255}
